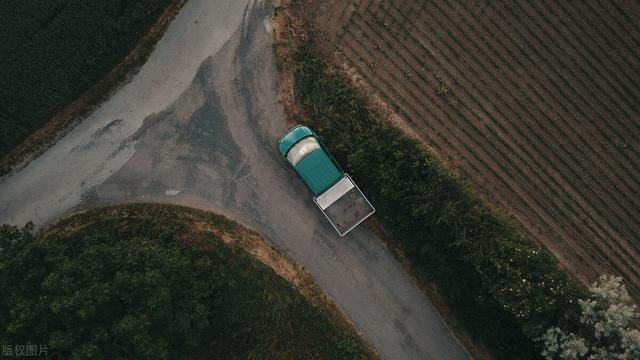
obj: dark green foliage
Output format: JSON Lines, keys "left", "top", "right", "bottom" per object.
{"left": 0, "top": 0, "right": 173, "bottom": 157}
{"left": 292, "top": 45, "right": 584, "bottom": 360}
{"left": 0, "top": 205, "right": 365, "bottom": 359}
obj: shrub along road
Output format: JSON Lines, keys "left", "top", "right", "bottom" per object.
{"left": 0, "top": 0, "right": 468, "bottom": 358}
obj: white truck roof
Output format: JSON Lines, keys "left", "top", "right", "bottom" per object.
{"left": 286, "top": 137, "right": 320, "bottom": 165}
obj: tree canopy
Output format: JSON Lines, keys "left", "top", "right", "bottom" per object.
{"left": 540, "top": 275, "right": 640, "bottom": 360}
{"left": 0, "top": 205, "right": 366, "bottom": 359}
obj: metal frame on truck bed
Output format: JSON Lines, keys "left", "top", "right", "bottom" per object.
{"left": 313, "top": 174, "right": 375, "bottom": 236}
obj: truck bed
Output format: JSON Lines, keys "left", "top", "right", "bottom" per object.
{"left": 314, "top": 174, "right": 375, "bottom": 236}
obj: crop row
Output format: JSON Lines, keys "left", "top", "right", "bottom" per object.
{"left": 340, "top": 22, "right": 620, "bottom": 282}
{"left": 335, "top": 0, "right": 640, "bottom": 298}
{"left": 370, "top": 0, "right": 640, "bottom": 253}
{"left": 380, "top": 0, "right": 640, "bottom": 248}
{"left": 422, "top": 0, "right": 640, "bottom": 248}
{"left": 428, "top": 0, "right": 640, "bottom": 194}
{"left": 448, "top": 0, "right": 640, "bottom": 196}
{"left": 482, "top": 0, "right": 640, "bottom": 170}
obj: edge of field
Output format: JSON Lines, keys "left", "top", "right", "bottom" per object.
{"left": 272, "top": 2, "right": 487, "bottom": 359}
{"left": 43, "top": 203, "right": 380, "bottom": 360}
{"left": 0, "top": 0, "right": 187, "bottom": 177}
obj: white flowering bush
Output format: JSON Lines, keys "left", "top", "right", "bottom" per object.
{"left": 540, "top": 275, "right": 640, "bottom": 359}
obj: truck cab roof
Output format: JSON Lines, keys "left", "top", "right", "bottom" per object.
{"left": 278, "top": 125, "right": 343, "bottom": 195}
{"left": 293, "top": 146, "right": 343, "bottom": 195}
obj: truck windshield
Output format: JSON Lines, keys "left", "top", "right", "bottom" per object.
{"left": 287, "top": 137, "right": 320, "bottom": 165}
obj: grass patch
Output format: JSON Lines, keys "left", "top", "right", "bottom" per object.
{"left": 289, "top": 44, "right": 584, "bottom": 359}
{"left": 0, "top": 0, "right": 175, "bottom": 158}
{"left": 0, "top": 204, "right": 369, "bottom": 359}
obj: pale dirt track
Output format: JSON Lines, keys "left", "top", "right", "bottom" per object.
{"left": 0, "top": 0, "right": 468, "bottom": 359}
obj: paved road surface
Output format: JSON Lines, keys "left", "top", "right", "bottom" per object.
{"left": 0, "top": 1, "right": 469, "bottom": 359}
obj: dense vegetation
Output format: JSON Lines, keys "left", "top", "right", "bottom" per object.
{"left": 291, "top": 45, "right": 584, "bottom": 359}
{"left": 0, "top": 205, "right": 366, "bottom": 359}
{"left": 541, "top": 275, "right": 640, "bottom": 360}
{"left": 0, "top": 0, "right": 173, "bottom": 157}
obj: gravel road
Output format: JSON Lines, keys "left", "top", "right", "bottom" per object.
{"left": 0, "top": 1, "right": 469, "bottom": 359}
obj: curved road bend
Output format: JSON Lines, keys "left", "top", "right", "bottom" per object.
{"left": 0, "top": 1, "right": 469, "bottom": 359}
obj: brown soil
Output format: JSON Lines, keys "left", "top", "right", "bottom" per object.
{"left": 311, "top": 0, "right": 640, "bottom": 325}
{"left": 0, "top": 0, "right": 187, "bottom": 176}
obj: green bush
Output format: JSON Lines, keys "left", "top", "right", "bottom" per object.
{"left": 0, "top": 205, "right": 365, "bottom": 359}
{"left": 0, "top": 0, "right": 173, "bottom": 157}
{"left": 292, "top": 45, "right": 583, "bottom": 359}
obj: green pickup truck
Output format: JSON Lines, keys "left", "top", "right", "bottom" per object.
{"left": 278, "top": 125, "right": 375, "bottom": 236}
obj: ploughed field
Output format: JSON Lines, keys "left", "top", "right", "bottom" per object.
{"left": 316, "top": 0, "right": 640, "bottom": 300}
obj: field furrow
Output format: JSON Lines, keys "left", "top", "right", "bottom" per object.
{"left": 438, "top": 1, "right": 640, "bottom": 228}
{"left": 382, "top": 0, "right": 640, "bottom": 258}
{"left": 317, "top": 0, "right": 640, "bottom": 302}
{"left": 515, "top": 0, "right": 640, "bottom": 137}
{"left": 560, "top": 1, "right": 640, "bottom": 90}
{"left": 464, "top": 2, "right": 640, "bottom": 205}
{"left": 485, "top": 2, "right": 640, "bottom": 171}
{"left": 348, "top": 10, "right": 640, "bottom": 278}
{"left": 422, "top": 0, "right": 640, "bottom": 239}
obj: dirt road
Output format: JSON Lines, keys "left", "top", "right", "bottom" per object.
{"left": 0, "top": 1, "right": 468, "bottom": 358}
